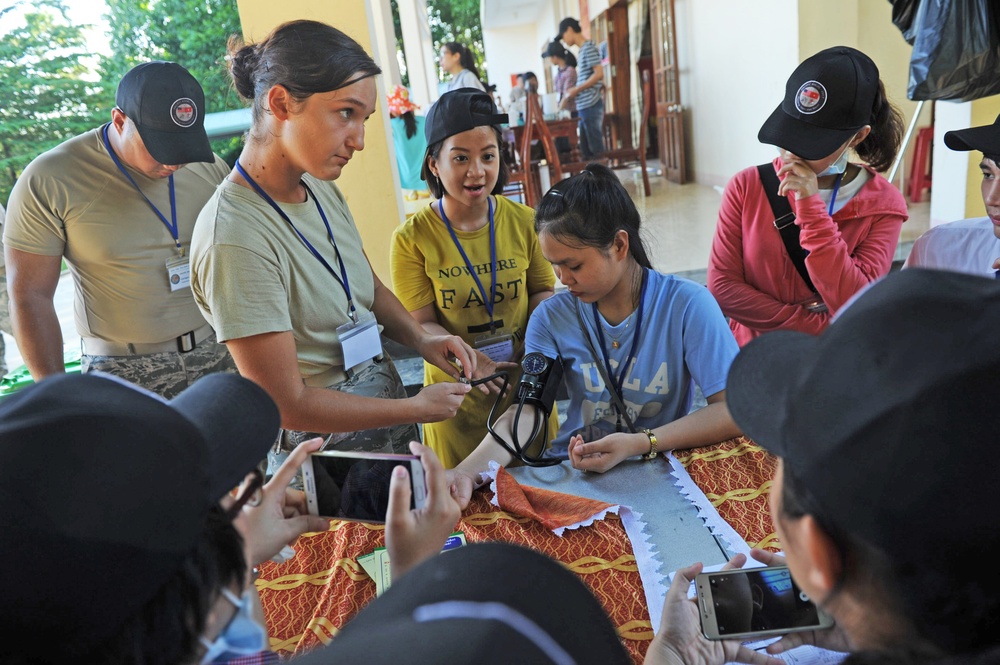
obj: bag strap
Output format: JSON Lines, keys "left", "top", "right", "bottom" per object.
{"left": 756, "top": 163, "right": 817, "bottom": 294}
{"left": 575, "top": 303, "right": 638, "bottom": 434}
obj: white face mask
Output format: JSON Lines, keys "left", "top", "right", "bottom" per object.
{"left": 817, "top": 146, "right": 851, "bottom": 177}
{"left": 199, "top": 588, "right": 268, "bottom": 664}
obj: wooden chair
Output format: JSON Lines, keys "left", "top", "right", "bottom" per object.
{"left": 602, "top": 70, "right": 652, "bottom": 196}
{"left": 522, "top": 93, "right": 570, "bottom": 187}
{"left": 504, "top": 101, "right": 539, "bottom": 207}
{"left": 506, "top": 93, "right": 573, "bottom": 206}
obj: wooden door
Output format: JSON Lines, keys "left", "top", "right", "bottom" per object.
{"left": 649, "top": 0, "right": 686, "bottom": 183}
{"left": 591, "top": 3, "right": 632, "bottom": 152}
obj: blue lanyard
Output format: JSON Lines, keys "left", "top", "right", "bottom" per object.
{"left": 591, "top": 269, "right": 648, "bottom": 429}
{"left": 827, "top": 172, "right": 845, "bottom": 217}
{"left": 438, "top": 197, "right": 498, "bottom": 330}
{"left": 235, "top": 161, "right": 358, "bottom": 322}
{"left": 101, "top": 124, "right": 182, "bottom": 256}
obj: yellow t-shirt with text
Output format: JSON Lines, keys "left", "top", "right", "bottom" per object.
{"left": 391, "top": 195, "right": 557, "bottom": 467}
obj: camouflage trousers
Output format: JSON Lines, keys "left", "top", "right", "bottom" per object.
{"left": 268, "top": 353, "right": 419, "bottom": 486}
{"left": 80, "top": 333, "right": 237, "bottom": 399}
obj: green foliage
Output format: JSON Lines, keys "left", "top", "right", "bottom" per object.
{"left": 0, "top": 0, "right": 102, "bottom": 204}
{"left": 428, "top": 0, "right": 486, "bottom": 83}
{"left": 390, "top": 0, "right": 486, "bottom": 87}
{"left": 100, "top": 0, "right": 245, "bottom": 164}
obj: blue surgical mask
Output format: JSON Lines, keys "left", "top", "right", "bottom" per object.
{"left": 818, "top": 146, "right": 851, "bottom": 177}
{"left": 199, "top": 588, "right": 268, "bottom": 664}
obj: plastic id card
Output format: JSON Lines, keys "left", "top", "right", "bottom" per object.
{"left": 337, "top": 311, "right": 383, "bottom": 371}
{"left": 475, "top": 331, "right": 514, "bottom": 364}
{"left": 165, "top": 256, "right": 190, "bottom": 292}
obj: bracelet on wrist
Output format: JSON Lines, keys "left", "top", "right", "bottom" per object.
{"left": 641, "top": 428, "right": 658, "bottom": 461}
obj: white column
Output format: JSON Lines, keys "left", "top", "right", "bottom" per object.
{"left": 398, "top": 0, "right": 439, "bottom": 108}
{"left": 369, "top": 0, "right": 402, "bottom": 86}
{"left": 931, "top": 101, "right": 972, "bottom": 227}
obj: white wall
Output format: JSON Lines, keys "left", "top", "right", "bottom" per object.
{"left": 483, "top": 23, "right": 550, "bottom": 105}
{"left": 676, "top": 0, "right": 799, "bottom": 188}
{"left": 931, "top": 101, "right": 973, "bottom": 227}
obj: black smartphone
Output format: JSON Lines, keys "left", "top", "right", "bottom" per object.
{"left": 696, "top": 566, "right": 835, "bottom": 640}
{"left": 301, "top": 451, "right": 427, "bottom": 523}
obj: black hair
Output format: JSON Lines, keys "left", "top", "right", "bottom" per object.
{"left": 228, "top": 20, "right": 382, "bottom": 131}
{"left": 559, "top": 17, "right": 583, "bottom": 35}
{"left": 535, "top": 163, "right": 652, "bottom": 269}
{"left": 402, "top": 111, "right": 417, "bottom": 140}
{"left": 419, "top": 97, "right": 509, "bottom": 199}
{"left": 77, "top": 506, "right": 248, "bottom": 665}
{"left": 855, "top": 79, "right": 904, "bottom": 172}
{"left": 561, "top": 50, "right": 577, "bottom": 68}
{"left": 523, "top": 71, "right": 537, "bottom": 81}
{"left": 779, "top": 469, "right": 1000, "bottom": 662}
{"left": 443, "top": 41, "right": 484, "bottom": 85}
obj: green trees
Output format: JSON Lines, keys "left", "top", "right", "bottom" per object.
{"left": 0, "top": 0, "right": 245, "bottom": 205}
{"left": 0, "top": 0, "right": 101, "bottom": 203}
{"left": 428, "top": 0, "right": 486, "bottom": 83}
{"left": 390, "top": 0, "right": 487, "bottom": 87}
{"left": 102, "top": 0, "right": 245, "bottom": 162}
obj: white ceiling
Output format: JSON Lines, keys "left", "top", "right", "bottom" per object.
{"left": 481, "top": 0, "right": 545, "bottom": 30}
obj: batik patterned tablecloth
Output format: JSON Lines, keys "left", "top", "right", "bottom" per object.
{"left": 671, "top": 436, "right": 780, "bottom": 553}
{"left": 257, "top": 491, "right": 654, "bottom": 662}
{"left": 258, "top": 436, "right": 779, "bottom": 663}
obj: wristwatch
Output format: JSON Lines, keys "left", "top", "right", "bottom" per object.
{"left": 641, "top": 429, "right": 658, "bottom": 461}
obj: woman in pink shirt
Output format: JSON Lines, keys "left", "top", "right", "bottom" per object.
{"left": 708, "top": 47, "right": 907, "bottom": 346}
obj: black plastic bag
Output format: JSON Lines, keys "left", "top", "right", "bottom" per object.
{"left": 908, "top": 0, "right": 1000, "bottom": 101}
{"left": 889, "top": 0, "right": 919, "bottom": 44}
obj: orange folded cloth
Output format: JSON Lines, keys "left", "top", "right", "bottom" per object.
{"left": 489, "top": 464, "right": 621, "bottom": 535}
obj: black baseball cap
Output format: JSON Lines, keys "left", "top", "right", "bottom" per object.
{"left": 758, "top": 46, "right": 879, "bottom": 160}
{"left": 558, "top": 17, "right": 582, "bottom": 36}
{"left": 294, "top": 543, "right": 631, "bottom": 664}
{"left": 424, "top": 88, "right": 508, "bottom": 146}
{"left": 944, "top": 113, "right": 1000, "bottom": 155}
{"left": 0, "top": 372, "right": 279, "bottom": 661}
{"left": 116, "top": 61, "right": 215, "bottom": 165}
{"left": 727, "top": 269, "right": 1000, "bottom": 569}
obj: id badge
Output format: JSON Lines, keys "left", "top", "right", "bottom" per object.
{"left": 337, "top": 311, "right": 383, "bottom": 371}
{"left": 165, "top": 256, "right": 190, "bottom": 292}
{"left": 474, "top": 331, "right": 514, "bottom": 363}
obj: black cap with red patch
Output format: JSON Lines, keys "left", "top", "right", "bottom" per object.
{"left": 116, "top": 61, "right": 214, "bottom": 165}
{"left": 758, "top": 46, "right": 879, "bottom": 160}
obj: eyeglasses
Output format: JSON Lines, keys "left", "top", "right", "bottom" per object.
{"left": 225, "top": 468, "right": 264, "bottom": 519}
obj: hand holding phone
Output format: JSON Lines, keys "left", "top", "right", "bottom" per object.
{"left": 302, "top": 450, "right": 427, "bottom": 523}
{"left": 645, "top": 556, "right": 785, "bottom": 665}
{"left": 385, "top": 441, "right": 463, "bottom": 580}
{"left": 696, "top": 565, "right": 835, "bottom": 641}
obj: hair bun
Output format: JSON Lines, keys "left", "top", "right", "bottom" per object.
{"left": 226, "top": 37, "right": 260, "bottom": 100}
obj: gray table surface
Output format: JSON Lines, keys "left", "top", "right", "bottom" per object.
{"left": 506, "top": 456, "right": 734, "bottom": 575}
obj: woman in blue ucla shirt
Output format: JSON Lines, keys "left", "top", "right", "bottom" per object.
{"left": 454, "top": 164, "right": 741, "bottom": 482}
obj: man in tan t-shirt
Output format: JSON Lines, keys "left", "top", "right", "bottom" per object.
{"left": 4, "top": 62, "right": 235, "bottom": 398}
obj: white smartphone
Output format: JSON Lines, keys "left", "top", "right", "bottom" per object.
{"left": 301, "top": 451, "right": 427, "bottom": 523}
{"left": 696, "top": 566, "right": 835, "bottom": 641}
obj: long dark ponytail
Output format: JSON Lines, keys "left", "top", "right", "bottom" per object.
{"left": 444, "top": 41, "right": 484, "bottom": 85}
{"left": 855, "top": 79, "right": 904, "bottom": 172}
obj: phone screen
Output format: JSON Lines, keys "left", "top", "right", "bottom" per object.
{"left": 304, "top": 453, "right": 424, "bottom": 522}
{"left": 704, "top": 567, "right": 823, "bottom": 637}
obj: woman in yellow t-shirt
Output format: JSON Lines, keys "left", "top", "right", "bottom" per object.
{"left": 391, "top": 89, "right": 556, "bottom": 468}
